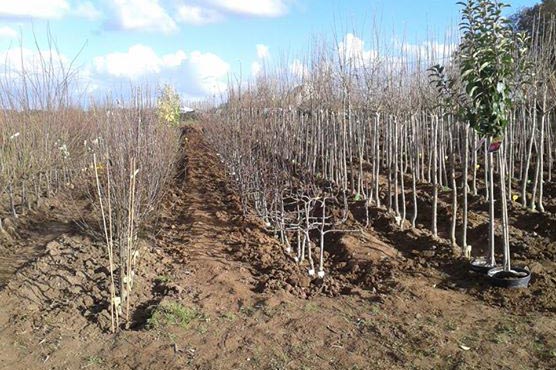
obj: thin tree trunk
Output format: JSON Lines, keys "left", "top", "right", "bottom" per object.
{"left": 463, "top": 125, "right": 470, "bottom": 257}
{"left": 488, "top": 138, "right": 496, "bottom": 267}
{"left": 432, "top": 115, "right": 438, "bottom": 238}
{"left": 499, "top": 150, "right": 511, "bottom": 271}
{"left": 450, "top": 124, "right": 458, "bottom": 250}
{"left": 522, "top": 99, "right": 537, "bottom": 208}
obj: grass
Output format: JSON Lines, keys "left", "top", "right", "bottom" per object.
{"left": 239, "top": 305, "right": 257, "bottom": 317}
{"left": 355, "top": 317, "right": 374, "bottom": 330}
{"left": 154, "top": 275, "right": 171, "bottom": 284}
{"left": 261, "top": 303, "right": 284, "bottom": 318}
{"left": 445, "top": 320, "right": 458, "bottom": 331}
{"left": 268, "top": 355, "right": 289, "bottom": 370}
{"left": 146, "top": 301, "right": 197, "bottom": 329}
{"left": 303, "top": 302, "right": 319, "bottom": 313}
{"left": 221, "top": 311, "right": 237, "bottom": 322}
{"left": 196, "top": 324, "right": 209, "bottom": 334}
{"left": 491, "top": 321, "right": 517, "bottom": 344}
{"left": 164, "top": 332, "right": 177, "bottom": 343}
{"left": 370, "top": 303, "right": 381, "bottom": 315}
{"left": 83, "top": 355, "right": 103, "bottom": 368}
{"left": 461, "top": 334, "right": 479, "bottom": 347}
{"left": 533, "top": 335, "right": 556, "bottom": 362}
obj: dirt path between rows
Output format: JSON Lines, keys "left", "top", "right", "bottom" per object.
{"left": 158, "top": 128, "right": 259, "bottom": 311}
{"left": 0, "top": 126, "right": 555, "bottom": 370}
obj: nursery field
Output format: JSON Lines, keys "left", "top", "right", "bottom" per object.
{"left": 0, "top": 126, "right": 555, "bottom": 370}
{"left": 1, "top": 1, "right": 556, "bottom": 369}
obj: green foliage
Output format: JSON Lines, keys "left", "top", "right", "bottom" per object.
{"left": 146, "top": 301, "right": 197, "bottom": 329}
{"left": 221, "top": 311, "right": 237, "bottom": 322}
{"left": 154, "top": 275, "right": 171, "bottom": 283}
{"left": 156, "top": 84, "right": 181, "bottom": 127}
{"left": 83, "top": 355, "right": 104, "bottom": 368}
{"left": 429, "top": 0, "right": 531, "bottom": 138}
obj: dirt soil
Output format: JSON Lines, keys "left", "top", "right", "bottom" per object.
{"left": 0, "top": 126, "right": 555, "bottom": 370}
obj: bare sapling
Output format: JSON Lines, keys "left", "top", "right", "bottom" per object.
{"left": 88, "top": 89, "right": 179, "bottom": 330}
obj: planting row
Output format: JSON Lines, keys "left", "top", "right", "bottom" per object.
{"left": 204, "top": 1, "right": 556, "bottom": 284}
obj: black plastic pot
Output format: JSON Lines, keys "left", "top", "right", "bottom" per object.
{"left": 469, "top": 258, "right": 496, "bottom": 274}
{"left": 487, "top": 266, "right": 531, "bottom": 288}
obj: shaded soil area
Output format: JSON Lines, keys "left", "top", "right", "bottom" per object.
{"left": 0, "top": 126, "right": 554, "bottom": 370}
{"left": 0, "top": 207, "right": 77, "bottom": 288}
{"left": 389, "top": 183, "right": 556, "bottom": 314}
{"left": 345, "top": 163, "right": 556, "bottom": 315}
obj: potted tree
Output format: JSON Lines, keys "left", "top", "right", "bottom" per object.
{"left": 430, "top": 0, "right": 531, "bottom": 287}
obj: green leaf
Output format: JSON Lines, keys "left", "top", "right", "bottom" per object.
{"left": 479, "top": 62, "right": 491, "bottom": 72}
{"left": 461, "top": 68, "right": 474, "bottom": 79}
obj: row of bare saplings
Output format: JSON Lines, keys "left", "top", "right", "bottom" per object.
{"left": 204, "top": 88, "right": 555, "bottom": 276}
{"left": 0, "top": 109, "right": 88, "bottom": 225}
{"left": 0, "top": 77, "right": 178, "bottom": 331}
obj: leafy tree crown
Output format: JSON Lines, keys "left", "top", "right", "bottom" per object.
{"left": 157, "top": 84, "right": 181, "bottom": 127}
{"left": 430, "top": 0, "right": 531, "bottom": 138}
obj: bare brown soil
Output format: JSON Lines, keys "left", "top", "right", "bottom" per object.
{"left": 0, "top": 126, "right": 555, "bottom": 370}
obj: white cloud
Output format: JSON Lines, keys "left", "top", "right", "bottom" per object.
{"left": 256, "top": 44, "right": 270, "bottom": 60}
{"left": 172, "top": 0, "right": 291, "bottom": 24}
{"left": 0, "top": 47, "right": 85, "bottom": 108}
{"left": 94, "top": 44, "right": 176, "bottom": 78}
{"left": 250, "top": 44, "right": 270, "bottom": 77}
{"left": 209, "top": 0, "right": 289, "bottom": 17}
{"left": 338, "top": 33, "right": 377, "bottom": 68}
{"left": 176, "top": 4, "right": 221, "bottom": 25}
{"left": 162, "top": 50, "right": 188, "bottom": 67}
{"left": 0, "top": 43, "right": 229, "bottom": 101}
{"left": 92, "top": 44, "right": 229, "bottom": 99}
{"left": 251, "top": 61, "right": 262, "bottom": 77}
{"left": 0, "top": 26, "right": 17, "bottom": 39}
{"left": 0, "top": 47, "right": 75, "bottom": 87}
{"left": 73, "top": 1, "right": 101, "bottom": 20}
{"left": 108, "top": 0, "right": 177, "bottom": 33}
{"left": 0, "top": 0, "right": 70, "bottom": 19}
{"left": 399, "top": 40, "right": 457, "bottom": 61}
{"left": 187, "top": 50, "right": 230, "bottom": 94}
{"left": 251, "top": 44, "right": 270, "bottom": 77}
{"left": 0, "top": 47, "right": 69, "bottom": 74}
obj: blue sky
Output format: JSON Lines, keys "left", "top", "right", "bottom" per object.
{"left": 0, "top": 0, "right": 538, "bottom": 101}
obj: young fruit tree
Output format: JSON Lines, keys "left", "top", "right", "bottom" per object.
{"left": 429, "top": 0, "right": 530, "bottom": 274}
{"left": 157, "top": 84, "right": 182, "bottom": 127}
